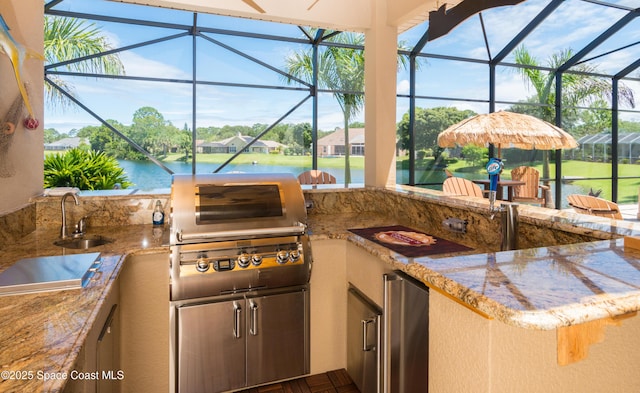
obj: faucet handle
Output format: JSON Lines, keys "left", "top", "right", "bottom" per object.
{"left": 73, "top": 216, "right": 87, "bottom": 237}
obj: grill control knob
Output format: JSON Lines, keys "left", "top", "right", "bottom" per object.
{"left": 196, "top": 258, "right": 210, "bottom": 273}
{"left": 289, "top": 249, "right": 301, "bottom": 262}
{"left": 251, "top": 254, "right": 263, "bottom": 266}
{"left": 276, "top": 250, "right": 290, "bottom": 264}
{"left": 237, "top": 253, "right": 251, "bottom": 268}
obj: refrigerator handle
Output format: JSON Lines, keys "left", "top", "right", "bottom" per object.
{"left": 233, "top": 301, "right": 242, "bottom": 339}
{"left": 362, "top": 318, "right": 376, "bottom": 351}
{"left": 383, "top": 273, "right": 399, "bottom": 393}
{"left": 249, "top": 300, "right": 259, "bottom": 336}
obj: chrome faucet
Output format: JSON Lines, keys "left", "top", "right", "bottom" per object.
{"left": 60, "top": 192, "right": 80, "bottom": 239}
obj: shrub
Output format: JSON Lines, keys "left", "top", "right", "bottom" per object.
{"left": 461, "top": 145, "right": 486, "bottom": 166}
{"left": 44, "top": 148, "right": 132, "bottom": 190}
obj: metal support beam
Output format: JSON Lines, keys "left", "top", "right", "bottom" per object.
{"left": 214, "top": 96, "right": 312, "bottom": 172}
{"left": 612, "top": 79, "right": 619, "bottom": 201}
{"left": 45, "top": 76, "right": 175, "bottom": 175}
{"left": 191, "top": 13, "right": 198, "bottom": 173}
{"left": 409, "top": 55, "right": 417, "bottom": 186}
{"left": 311, "top": 29, "right": 324, "bottom": 170}
{"left": 554, "top": 73, "right": 563, "bottom": 209}
{"left": 558, "top": 8, "right": 639, "bottom": 72}
{"left": 492, "top": 0, "right": 565, "bottom": 64}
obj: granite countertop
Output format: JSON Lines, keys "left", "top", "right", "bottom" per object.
{"left": 308, "top": 211, "right": 640, "bottom": 330}
{"left": 3, "top": 204, "right": 640, "bottom": 391}
{"left": 0, "top": 225, "right": 167, "bottom": 393}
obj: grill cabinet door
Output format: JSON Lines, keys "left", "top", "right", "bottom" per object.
{"left": 177, "top": 299, "right": 245, "bottom": 393}
{"left": 246, "top": 289, "right": 308, "bottom": 386}
{"left": 347, "top": 286, "right": 382, "bottom": 393}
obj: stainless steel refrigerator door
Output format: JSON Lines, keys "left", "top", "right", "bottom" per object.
{"left": 246, "top": 289, "right": 309, "bottom": 386}
{"left": 384, "top": 273, "right": 429, "bottom": 393}
{"left": 177, "top": 299, "right": 246, "bottom": 393}
{"left": 347, "top": 285, "right": 382, "bottom": 393}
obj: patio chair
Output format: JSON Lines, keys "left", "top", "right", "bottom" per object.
{"left": 567, "top": 194, "right": 623, "bottom": 219}
{"left": 297, "top": 170, "right": 336, "bottom": 185}
{"left": 443, "top": 177, "right": 484, "bottom": 198}
{"left": 510, "top": 166, "right": 550, "bottom": 206}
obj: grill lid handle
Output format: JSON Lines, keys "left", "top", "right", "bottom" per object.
{"left": 175, "top": 222, "right": 306, "bottom": 243}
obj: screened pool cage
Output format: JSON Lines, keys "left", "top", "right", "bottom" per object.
{"left": 44, "top": 0, "right": 640, "bottom": 208}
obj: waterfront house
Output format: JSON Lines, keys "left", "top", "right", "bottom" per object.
{"left": 317, "top": 128, "right": 365, "bottom": 157}
{"left": 197, "top": 133, "right": 286, "bottom": 154}
{"left": 43, "top": 137, "right": 89, "bottom": 151}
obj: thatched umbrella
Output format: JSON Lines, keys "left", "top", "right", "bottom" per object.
{"left": 437, "top": 111, "right": 578, "bottom": 156}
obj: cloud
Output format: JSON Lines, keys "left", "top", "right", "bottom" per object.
{"left": 45, "top": 0, "right": 640, "bottom": 136}
{"left": 118, "top": 52, "right": 191, "bottom": 80}
{"left": 397, "top": 79, "right": 410, "bottom": 95}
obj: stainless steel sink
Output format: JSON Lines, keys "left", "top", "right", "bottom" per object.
{"left": 54, "top": 235, "right": 113, "bottom": 249}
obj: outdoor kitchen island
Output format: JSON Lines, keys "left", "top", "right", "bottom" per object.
{"left": 305, "top": 185, "right": 640, "bottom": 393}
{"left": 1, "top": 185, "right": 640, "bottom": 392}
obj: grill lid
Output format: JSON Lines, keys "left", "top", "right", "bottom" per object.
{"left": 170, "top": 173, "right": 308, "bottom": 245}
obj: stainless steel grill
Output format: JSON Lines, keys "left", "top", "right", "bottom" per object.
{"left": 169, "top": 172, "right": 312, "bottom": 300}
{"left": 168, "top": 173, "right": 311, "bottom": 393}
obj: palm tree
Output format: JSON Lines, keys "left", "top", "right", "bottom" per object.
{"left": 44, "top": 15, "right": 125, "bottom": 109}
{"left": 284, "top": 30, "right": 408, "bottom": 184}
{"left": 513, "top": 45, "right": 634, "bottom": 181}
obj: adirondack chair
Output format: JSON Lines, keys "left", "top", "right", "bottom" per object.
{"left": 567, "top": 194, "right": 623, "bottom": 219}
{"left": 444, "top": 168, "right": 455, "bottom": 178}
{"left": 443, "top": 177, "right": 484, "bottom": 198}
{"left": 297, "top": 170, "right": 336, "bottom": 185}
{"left": 510, "top": 166, "right": 550, "bottom": 206}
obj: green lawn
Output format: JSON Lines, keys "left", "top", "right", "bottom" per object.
{"left": 550, "top": 161, "right": 640, "bottom": 204}
{"left": 438, "top": 158, "right": 640, "bottom": 204}
{"left": 164, "top": 153, "right": 364, "bottom": 169}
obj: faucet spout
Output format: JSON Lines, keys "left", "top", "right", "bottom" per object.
{"left": 488, "top": 191, "right": 501, "bottom": 219}
{"left": 60, "top": 192, "right": 80, "bottom": 239}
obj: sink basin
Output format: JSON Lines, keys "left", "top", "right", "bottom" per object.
{"left": 54, "top": 235, "right": 113, "bottom": 249}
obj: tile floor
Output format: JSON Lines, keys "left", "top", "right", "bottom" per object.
{"left": 237, "top": 369, "right": 360, "bottom": 393}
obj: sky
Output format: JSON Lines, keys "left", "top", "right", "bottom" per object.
{"left": 43, "top": 0, "right": 640, "bottom": 135}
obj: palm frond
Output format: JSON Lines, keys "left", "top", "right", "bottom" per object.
{"left": 44, "top": 15, "right": 125, "bottom": 110}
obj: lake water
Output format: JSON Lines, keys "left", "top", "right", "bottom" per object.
{"left": 117, "top": 160, "right": 584, "bottom": 208}
{"left": 117, "top": 160, "right": 366, "bottom": 190}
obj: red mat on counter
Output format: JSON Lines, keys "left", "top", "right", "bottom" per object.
{"left": 348, "top": 225, "right": 472, "bottom": 258}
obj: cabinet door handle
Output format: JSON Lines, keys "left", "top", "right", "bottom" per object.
{"left": 249, "top": 300, "right": 258, "bottom": 336}
{"left": 233, "top": 301, "right": 242, "bottom": 339}
{"left": 98, "top": 304, "right": 118, "bottom": 343}
{"left": 362, "top": 318, "right": 375, "bottom": 351}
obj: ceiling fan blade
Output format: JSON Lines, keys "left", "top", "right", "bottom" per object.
{"left": 307, "top": 0, "right": 320, "bottom": 10}
{"left": 242, "top": 0, "right": 266, "bottom": 13}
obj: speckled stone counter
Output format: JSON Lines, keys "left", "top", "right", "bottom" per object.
{"left": 0, "top": 225, "right": 167, "bottom": 393}
{"left": 2, "top": 185, "right": 640, "bottom": 391}
{"left": 304, "top": 185, "right": 640, "bottom": 331}
{"left": 307, "top": 209, "right": 640, "bottom": 330}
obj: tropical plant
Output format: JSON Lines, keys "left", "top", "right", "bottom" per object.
{"left": 284, "top": 30, "right": 409, "bottom": 184}
{"left": 513, "top": 45, "right": 635, "bottom": 181}
{"left": 44, "top": 148, "right": 132, "bottom": 190}
{"left": 44, "top": 15, "right": 125, "bottom": 109}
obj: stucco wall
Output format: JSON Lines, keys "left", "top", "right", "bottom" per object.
{"left": 0, "top": 0, "right": 44, "bottom": 215}
{"left": 430, "top": 290, "right": 640, "bottom": 392}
